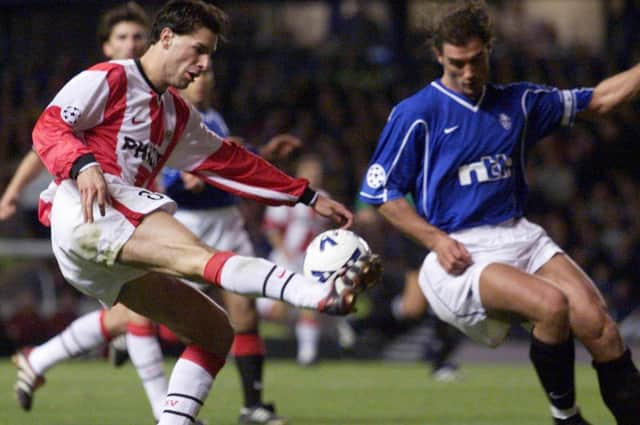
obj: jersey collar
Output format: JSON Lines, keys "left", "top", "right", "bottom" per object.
{"left": 431, "top": 79, "right": 486, "bottom": 112}
{"left": 135, "top": 59, "right": 164, "bottom": 96}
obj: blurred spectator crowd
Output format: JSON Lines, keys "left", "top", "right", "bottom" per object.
{"left": 1, "top": 0, "right": 640, "bottom": 354}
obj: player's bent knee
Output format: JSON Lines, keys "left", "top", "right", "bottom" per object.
{"left": 539, "top": 289, "right": 569, "bottom": 325}
{"left": 572, "top": 306, "right": 610, "bottom": 341}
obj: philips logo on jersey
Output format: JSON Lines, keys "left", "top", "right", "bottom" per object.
{"left": 458, "top": 154, "right": 512, "bottom": 186}
{"left": 122, "top": 136, "right": 161, "bottom": 168}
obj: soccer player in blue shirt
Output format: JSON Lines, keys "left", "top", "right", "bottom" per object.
{"left": 359, "top": 1, "right": 640, "bottom": 424}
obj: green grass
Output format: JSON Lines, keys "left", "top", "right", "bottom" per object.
{"left": 0, "top": 359, "right": 615, "bottom": 425}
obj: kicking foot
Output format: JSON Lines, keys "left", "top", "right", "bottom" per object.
{"left": 318, "top": 253, "right": 382, "bottom": 315}
{"left": 12, "top": 348, "right": 45, "bottom": 411}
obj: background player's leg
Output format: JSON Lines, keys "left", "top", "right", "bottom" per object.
{"left": 536, "top": 254, "right": 640, "bottom": 424}
{"left": 117, "top": 273, "right": 233, "bottom": 425}
{"left": 223, "top": 291, "right": 288, "bottom": 424}
{"left": 12, "top": 304, "right": 131, "bottom": 411}
{"left": 126, "top": 314, "right": 167, "bottom": 422}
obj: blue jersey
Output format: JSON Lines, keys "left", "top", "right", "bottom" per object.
{"left": 162, "top": 108, "right": 236, "bottom": 209}
{"left": 359, "top": 79, "right": 593, "bottom": 233}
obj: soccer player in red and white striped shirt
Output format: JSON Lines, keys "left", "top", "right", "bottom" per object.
{"left": 30, "top": 1, "right": 381, "bottom": 424}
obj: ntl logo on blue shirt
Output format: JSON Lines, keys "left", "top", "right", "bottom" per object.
{"left": 458, "top": 154, "right": 512, "bottom": 186}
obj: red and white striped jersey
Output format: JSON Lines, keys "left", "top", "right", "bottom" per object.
{"left": 33, "top": 59, "right": 309, "bottom": 225}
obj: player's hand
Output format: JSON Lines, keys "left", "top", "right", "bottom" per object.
{"left": 77, "top": 165, "right": 110, "bottom": 223}
{"left": 432, "top": 233, "right": 472, "bottom": 275}
{"left": 180, "top": 171, "right": 205, "bottom": 193}
{"left": 258, "top": 134, "right": 301, "bottom": 161}
{"left": 312, "top": 194, "right": 353, "bottom": 229}
{"left": 0, "top": 192, "right": 18, "bottom": 220}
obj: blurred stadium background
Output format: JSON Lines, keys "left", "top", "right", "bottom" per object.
{"left": 1, "top": 0, "right": 640, "bottom": 423}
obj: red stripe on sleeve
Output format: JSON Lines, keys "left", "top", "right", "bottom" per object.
{"left": 193, "top": 140, "right": 309, "bottom": 205}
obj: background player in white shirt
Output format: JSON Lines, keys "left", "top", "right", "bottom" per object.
{"left": 360, "top": 1, "right": 640, "bottom": 424}
{"left": 5, "top": 3, "right": 176, "bottom": 422}
{"left": 261, "top": 154, "right": 332, "bottom": 366}
{"left": 26, "top": 1, "right": 381, "bottom": 424}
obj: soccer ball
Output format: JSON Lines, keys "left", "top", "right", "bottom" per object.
{"left": 303, "top": 229, "right": 370, "bottom": 284}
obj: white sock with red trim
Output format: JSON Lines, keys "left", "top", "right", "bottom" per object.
{"left": 158, "top": 345, "right": 226, "bottom": 425}
{"left": 127, "top": 322, "right": 167, "bottom": 421}
{"left": 204, "top": 253, "right": 330, "bottom": 309}
{"left": 28, "top": 310, "right": 109, "bottom": 375}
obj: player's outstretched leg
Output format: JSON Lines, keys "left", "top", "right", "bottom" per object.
{"left": 200, "top": 252, "right": 382, "bottom": 315}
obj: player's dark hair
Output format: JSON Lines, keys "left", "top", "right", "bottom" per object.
{"left": 150, "top": 0, "right": 229, "bottom": 43}
{"left": 97, "top": 2, "right": 150, "bottom": 45}
{"left": 428, "top": 0, "right": 494, "bottom": 52}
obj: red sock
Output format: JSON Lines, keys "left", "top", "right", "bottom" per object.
{"left": 181, "top": 345, "right": 226, "bottom": 377}
{"left": 127, "top": 321, "right": 155, "bottom": 336}
{"left": 203, "top": 251, "right": 236, "bottom": 286}
{"left": 231, "top": 333, "right": 266, "bottom": 357}
{"left": 99, "top": 309, "right": 113, "bottom": 342}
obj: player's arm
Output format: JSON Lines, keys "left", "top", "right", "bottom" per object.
{"left": 0, "top": 151, "right": 47, "bottom": 220}
{"left": 584, "top": 63, "right": 640, "bottom": 115}
{"left": 32, "top": 66, "right": 116, "bottom": 222}
{"left": 169, "top": 110, "right": 352, "bottom": 227}
{"left": 377, "top": 198, "right": 471, "bottom": 275}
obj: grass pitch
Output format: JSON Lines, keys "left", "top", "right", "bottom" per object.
{"left": 0, "top": 359, "right": 615, "bottom": 425}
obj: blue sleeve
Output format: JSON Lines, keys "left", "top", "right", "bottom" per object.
{"left": 523, "top": 83, "right": 593, "bottom": 142}
{"left": 359, "top": 106, "right": 426, "bottom": 205}
{"left": 161, "top": 167, "right": 184, "bottom": 193}
{"left": 202, "top": 109, "right": 230, "bottom": 138}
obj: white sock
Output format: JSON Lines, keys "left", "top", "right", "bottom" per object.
{"left": 158, "top": 346, "right": 224, "bottom": 425}
{"left": 127, "top": 329, "right": 167, "bottom": 421}
{"left": 218, "top": 256, "right": 331, "bottom": 309}
{"left": 296, "top": 318, "right": 320, "bottom": 364}
{"left": 550, "top": 405, "right": 579, "bottom": 420}
{"left": 29, "top": 310, "right": 107, "bottom": 375}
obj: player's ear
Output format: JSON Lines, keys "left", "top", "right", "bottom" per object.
{"left": 102, "top": 42, "right": 112, "bottom": 59}
{"left": 433, "top": 47, "right": 444, "bottom": 65}
{"left": 159, "top": 27, "right": 174, "bottom": 48}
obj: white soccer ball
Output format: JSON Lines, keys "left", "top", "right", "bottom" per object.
{"left": 303, "top": 229, "right": 370, "bottom": 284}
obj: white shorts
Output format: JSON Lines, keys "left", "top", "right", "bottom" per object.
{"left": 173, "top": 206, "right": 254, "bottom": 292}
{"left": 419, "top": 218, "right": 563, "bottom": 347}
{"left": 49, "top": 176, "right": 176, "bottom": 306}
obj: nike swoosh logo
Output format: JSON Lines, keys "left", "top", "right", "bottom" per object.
{"left": 549, "top": 390, "right": 572, "bottom": 400}
{"left": 444, "top": 125, "right": 459, "bottom": 134}
{"left": 132, "top": 116, "right": 144, "bottom": 125}
{"left": 276, "top": 269, "right": 287, "bottom": 279}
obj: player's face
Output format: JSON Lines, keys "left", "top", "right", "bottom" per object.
{"left": 163, "top": 26, "right": 218, "bottom": 90}
{"left": 180, "top": 69, "right": 214, "bottom": 109}
{"left": 103, "top": 21, "right": 149, "bottom": 60}
{"left": 436, "top": 37, "right": 490, "bottom": 100}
